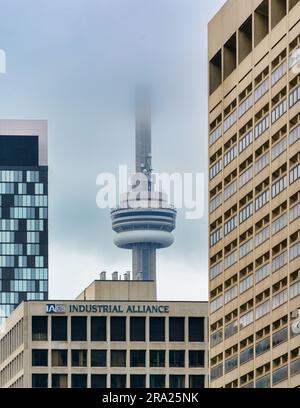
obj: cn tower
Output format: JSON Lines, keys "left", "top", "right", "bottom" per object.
{"left": 111, "top": 89, "right": 177, "bottom": 290}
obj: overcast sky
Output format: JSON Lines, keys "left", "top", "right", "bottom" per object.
{"left": 0, "top": 0, "right": 226, "bottom": 301}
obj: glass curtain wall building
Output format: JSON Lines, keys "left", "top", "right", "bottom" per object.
{"left": 0, "top": 120, "right": 48, "bottom": 326}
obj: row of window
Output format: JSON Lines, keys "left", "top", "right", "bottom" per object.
{"left": 31, "top": 349, "right": 205, "bottom": 368}
{"left": 32, "top": 316, "right": 205, "bottom": 343}
{"left": 32, "top": 373, "right": 205, "bottom": 389}
{"left": 0, "top": 171, "right": 41, "bottom": 183}
{"left": 210, "top": 280, "right": 300, "bottom": 314}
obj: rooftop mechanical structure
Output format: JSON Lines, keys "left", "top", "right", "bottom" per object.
{"left": 111, "top": 90, "right": 176, "bottom": 288}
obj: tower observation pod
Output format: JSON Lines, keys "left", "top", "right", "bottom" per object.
{"left": 111, "top": 89, "right": 177, "bottom": 286}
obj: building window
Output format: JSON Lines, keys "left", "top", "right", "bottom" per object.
{"left": 130, "top": 375, "right": 146, "bottom": 388}
{"left": 111, "top": 350, "right": 126, "bottom": 367}
{"left": 210, "top": 261, "right": 223, "bottom": 280}
{"left": 209, "top": 124, "right": 222, "bottom": 146}
{"left": 240, "top": 311, "right": 253, "bottom": 329}
{"left": 224, "top": 285, "right": 237, "bottom": 304}
{"left": 32, "top": 374, "right": 48, "bottom": 388}
{"left": 91, "top": 350, "right": 106, "bottom": 367}
{"left": 189, "top": 375, "right": 205, "bottom": 388}
{"left": 189, "top": 317, "right": 204, "bottom": 342}
{"left": 273, "top": 365, "right": 288, "bottom": 386}
{"left": 239, "top": 130, "right": 253, "bottom": 153}
{"left": 256, "top": 337, "right": 270, "bottom": 356}
{"left": 272, "top": 289, "right": 288, "bottom": 310}
{"left": 91, "top": 375, "right": 107, "bottom": 388}
{"left": 169, "top": 317, "right": 185, "bottom": 342}
{"left": 290, "top": 281, "right": 300, "bottom": 299}
{"left": 291, "top": 359, "right": 300, "bottom": 378}
{"left": 210, "top": 295, "right": 223, "bottom": 313}
{"left": 210, "top": 159, "right": 222, "bottom": 180}
{"left": 211, "top": 329, "right": 223, "bottom": 347}
{"left": 225, "top": 355, "right": 238, "bottom": 373}
{"left": 32, "top": 316, "right": 48, "bottom": 341}
{"left": 240, "top": 347, "right": 253, "bottom": 365}
{"left": 290, "top": 164, "right": 300, "bottom": 184}
{"left": 130, "top": 317, "right": 145, "bottom": 341}
{"left": 224, "top": 110, "right": 237, "bottom": 133}
{"left": 224, "top": 145, "right": 237, "bottom": 167}
{"left": 150, "top": 317, "right": 165, "bottom": 342}
{"left": 255, "top": 263, "right": 270, "bottom": 283}
{"left": 71, "top": 317, "right": 87, "bottom": 341}
{"left": 170, "top": 375, "right": 185, "bottom": 388}
{"left": 289, "top": 124, "right": 300, "bottom": 146}
{"left": 225, "top": 320, "right": 238, "bottom": 339}
{"left": 289, "top": 85, "right": 300, "bottom": 108}
{"left": 130, "top": 350, "right": 146, "bottom": 367}
{"left": 255, "top": 116, "right": 269, "bottom": 139}
{"left": 189, "top": 350, "right": 205, "bottom": 368}
{"left": 71, "top": 374, "right": 87, "bottom": 388}
{"left": 255, "top": 190, "right": 269, "bottom": 211}
{"left": 271, "top": 61, "right": 287, "bottom": 86}
{"left": 254, "top": 78, "right": 269, "bottom": 102}
{"left": 240, "top": 275, "right": 253, "bottom": 294}
{"left": 224, "top": 180, "right": 237, "bottom": 201}
{"left": 272, "top": 176, "right": 287, "bottom": 198}
{"left": 210, "top": 227, "right": 222, "bottom": 246}
{"left": 150, "top": 375, "right": 165, "bottom": 389}
{"left": 91, "top": 317, "right": 106, "bottom": 341}
{"left": 239, "top": 94, "right": 253, "bottom": 118}
{"left": 256, "top": 375, "right": 270, "bottom": 388}
{"left": 239, "top": 202, "right": 253, "bottom": 224}
{"left": 210, "top": 364, "right": 223, "bottom": 381}
{"left": 32, "top": 349, "right": 48, "bottom": 366}
{"left": 71, "top": 350, "right": 87, "bottom": 367}
{"left": 51, "top": 349, "right": 68, "bottom": 367}
{"left": 150, "top": 350, "right": 165, "bottom": 367}
{"left": 224, "top": 216, "right": 237, "bottom": 236}
{"left": 111, "top": 375, "right": 126, "bottom": 388}
{"left": 169, "top": 350, "right": 185, "bottom": 367}
{"left": 224, "top": 250, "right": 237, "bottom": 270}
{"left": 51, "top": 317, "right": 67, "bottom": 341}
{"left": 110, "top": 317, "right": 126, "bottom": 341}
{"left": 52, "top": 374, "right": 68, "bottom": 388}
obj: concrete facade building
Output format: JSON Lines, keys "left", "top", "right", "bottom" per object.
{"left": 208, "top": 0, "right": 300, "bottom": 388}
{"left": 0, "top": 120, "right": 48, "bottom": 327}
{"left": 0, "top": 280, "right": 208, "bottom": 388}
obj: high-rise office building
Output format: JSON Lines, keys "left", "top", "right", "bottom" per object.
{"left": 208, "top": 0, "right": 300, "bottom": 388}
{"left": 0, "top": 120, "right": 48, "bottom": 326}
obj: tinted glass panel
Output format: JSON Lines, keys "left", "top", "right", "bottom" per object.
{"left": 170, "top": 375, "right": 185, "bottom": 388}
{"left": 150, "top": 350, "right": 165, "bottom": 367}
{"left": 91, "top": 317, "right": 106, "bottom": 341}
{"left": 71, "top": 350, "right": 87, "bottom": 367}
{"left": 71, "top": 317, "right": 87, "bottom": 341}
{"left": 51, "top": 317, "right": 67, "bottom": 341}
{"left": 169, "top": 350, "right": 185, "bottom": 367}
{"left": 169, "top": 317, "right": 185, "bottom": 342}
{"left": 189, "top": 317, "right": 204, "bottom": 342}
{"left": 111, "top": 375, "right": 126, "bottom": 388}
{"left": 111, "top": 350, "right": 126, "bottom": 367}
{"left": 32, "top": 374, "right": 48, "bottom": 388}
{"left": 150, "top": 317, "right": 165, "bottom": 341}
{"left": 130, "top": 350, "right": 146, "bottom": 367}
{"left": 52, "top": 374, "right": 68, "bottom": 388}
{"left": 32, "top": 349, "right": 48, "bottom": 366}
{"left": 91, "top": 350, "right": 106, "bottom": 367}
{"left": 71, "top": 374, "right": 87, "bottom": 388}
{"left": 32, "top": 316, "right": 48, "bottom": 341}
{"left": 91, "top": 375, "right": 107, "bottom": 388}
{"left": 189, "top": 350, "right": 205, "bottom": 367}
{"left": 150, "top": 375, "right": 165, "bottom": 388}
{"left": 189, "top": 375, "right": 205, "bottom": 388}
{"left": 0, "top": 135, "right": 38, "bottom": 166}
{"left": 111, "top": 317, "right": 126, "bottom": 341}
{"left": 130, "top": 375, "right": 146, "bottom": 388}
